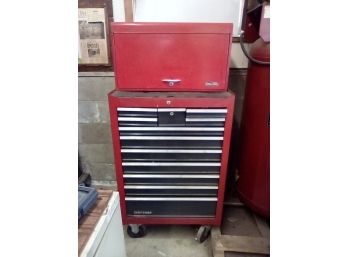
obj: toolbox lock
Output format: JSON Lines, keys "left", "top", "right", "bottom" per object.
{"left": 162, "top": 79, "right": 181, "bottom": 86}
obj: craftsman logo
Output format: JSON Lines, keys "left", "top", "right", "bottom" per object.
{"left": 205, "top": 81, "right": 219, "bottom": 87}
{"left": 134, "top": 210, "right": 152, "bottom": 215}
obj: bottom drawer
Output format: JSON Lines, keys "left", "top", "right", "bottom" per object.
{"left": 125, "top": 197, "right": 217, "bottom": 217}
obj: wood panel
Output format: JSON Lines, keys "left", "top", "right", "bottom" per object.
{"left": 219, "top": 235, "right": 270, "bottom": 254}
{"left": 124, "top": 0, "right": 133, "bottom": 22}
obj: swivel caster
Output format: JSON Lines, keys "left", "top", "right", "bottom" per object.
{"left": 195, "top": 225, "right": 211, "bottom": 243}
{"left": 127, "top": 224, "right": 146, "bottom": 238}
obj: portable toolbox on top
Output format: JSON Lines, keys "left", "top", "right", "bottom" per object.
{"left": 111, "top": 22, "right": 233, "bottom": 92}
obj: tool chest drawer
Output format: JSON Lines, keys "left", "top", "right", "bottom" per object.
{"left": 108, "top": 91, "right": 235, "bottom": 225}
{"left": 124, "top": 185, "right": 218, "bottom": 196}
{"left": 121, "top": 149, "right": 222, "bottom": 162}
{"left": 111, "top": 22, "right": 233, "bottom": 92}
{"left": 125, "top": 197, "right": 217, "bottom": 217}
{"left": 123, "top": 174, "right": 220, "bottom": 185}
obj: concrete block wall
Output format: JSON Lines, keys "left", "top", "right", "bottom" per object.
{"left": 78, "top": 72, "right": 116, "bottom": 188}
{"left": 78, "top": 70, "right": 248, "bottom": 187}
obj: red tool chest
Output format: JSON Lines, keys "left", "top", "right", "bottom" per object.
{"left": 111, "top": 23, "right": 233, "bottom": 91}
{"left": 108, "top": 22, "right": 235, "bottom": 241}
{"left": 108, "top": 91, "right": 235, "bottom": 230}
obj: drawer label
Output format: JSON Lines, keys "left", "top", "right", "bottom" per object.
{"left": 205, "top": 81, "right": 219, "bottom": 87}
{"left": 133, "top": 210, "right": 152, "bottom": 215}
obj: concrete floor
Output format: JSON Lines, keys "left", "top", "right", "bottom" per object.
{"left": 124, "top": 225, "right": 212, "bottom": 257}
{"left": 123, "top": 206, "right": 270, "bottom": 257}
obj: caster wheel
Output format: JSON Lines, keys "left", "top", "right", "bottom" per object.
{"left": 195, "top": 226, "right": 211, "bottom": 243}
{"left": 127, "top": 225, "right": 146, "bottom": 238}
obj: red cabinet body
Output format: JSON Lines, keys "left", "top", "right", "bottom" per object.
{"left": 108, "top": 91, "right": 235, "bottom": 225}
{"left": 111, "top": 23, "right": 233, "bottom": 91}
{"left": 237, "top": 39, "right": 270, "bottom": 217}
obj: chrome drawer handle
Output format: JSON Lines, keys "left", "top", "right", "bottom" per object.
{"left": 162, "top": 79, "right": 181, "bottom": 86}
{"left": 125, "top": 197, "right": 217, "bottom": 201}
{"left": 121, "top": 149, "right": 222, "bottom": 153}
{"left": 119, "top": 127, "right": 224, "bottom": 131}
{"left": 124, "top": 185, "right": 218, "bottom": 189}
{"left": 186, "top": 118, "right": 226, "bottom": 122}
{"left": 119, "top": 136, "right": 223, "bottom": 140}
{"left": 122, "top": 162, "right": 221, "bottom": 166}
{"left": 118, "top": 117, "right": 157, "bottom": 122}
{"left": 186, "top": 109, "right": 227, "bottom": 113}
{"left": 123, "top": 174, "right": 220, "bottom": 178}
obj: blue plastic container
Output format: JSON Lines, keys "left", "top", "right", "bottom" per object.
{"left": 78, "top": 186, "right": 98, "bottom": 221}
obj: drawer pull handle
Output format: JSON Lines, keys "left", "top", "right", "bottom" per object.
{"left": 124, "top": 185, "right": 218, "bottom": 189}
{"left": 186, "top": 109, "right": 227, "bottom": 113}
{"left": 123, "top": 174, "right": 220, "bottom": 178}
{"left": 122, "top": 162, "right": 221, "bottom": 166}
{"left": 125, "top": 197, "right": 217, "bottom": 201}
{"left": 120, "top": 136, "right": 223, "bottom": 140}
{"left": 162, "top": 79, "right": 181, "bottom": 86}
{"left": 121, "top": 149, "right": 222, "bottom": 153}
{"left": 119, "top": 127, "right": 224, "bottom": 131}
{"left": 186, "top": 118, "right": 226, "bottom": 122}
{"left": 157, "top": 108, "right": 186, "bottom": 112}
{"left": 117, "top": 107, "right": 157, "bottom": 112}
{"left": 118, "top": 117, "right": 157, "bottom": 122}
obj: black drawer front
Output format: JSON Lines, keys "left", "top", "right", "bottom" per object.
{"left": 117, "top": 107, "right": 158, "bottom": 127}
{"left": 123, "top": 174, "right": 219, "bottom": 185}
{"left": 117, "top": 107, "right": 157, "bottom": 117}
{"left": 121, "top": 152, "right": 221, "bottom": 162}
{"left": 120, "top": 138, "right": 223, "bottom": 149}
{"left": 119, "top": 130, "right": 224, "bottom": 136}
{"left": 123, "top": 164, "right": 221, "bottom": 173}
{"left": 185, "top": 121, "right": 225, "bottom": 127}
{"left": 124, "top": 186, "right": 218, "bottom": 196}
{"left": 116, "top": 107, "right": 227, "bottom": 218}
{"left": 119, "top": 121, "right": 158, "bottom": 127}
{"left": 122, "top": 162, "right": 221, "bottom": 173}
{"left": 126, "top": 198, "right": 217, "bottom": 217}
{"left": 119, "top": 126, "right": 224, "bottom": 136}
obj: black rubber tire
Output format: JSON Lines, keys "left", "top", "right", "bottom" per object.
{"left": 196, "top": 226, "right": 210, "bottom": 243}
{"left": 127, "top": 225, "right": 146, "bottom": 238}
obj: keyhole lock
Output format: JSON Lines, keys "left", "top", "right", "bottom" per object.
{"left": 162, "top": 79, "right": 181, "bottom": 86}
{"left": 170, "top": 112, "right": 174, "bottom": 116}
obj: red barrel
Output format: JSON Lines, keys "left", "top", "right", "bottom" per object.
{"left": 237, "top": 38, "right": 270, "bottom": 217}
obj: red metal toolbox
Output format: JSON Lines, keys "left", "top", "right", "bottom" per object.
{"left": 108, "top": 90, "right": 235, "bottom": 234}
{"left": 111, "top": 22, "right": 233, "bottom": 92}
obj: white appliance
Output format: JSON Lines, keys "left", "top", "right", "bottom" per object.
{"left": 80, "top": 192, "right": 127, "bottom": 257}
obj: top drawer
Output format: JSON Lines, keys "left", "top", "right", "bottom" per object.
{"left": 111, "top": 22, "right": 233, "bottom": 92}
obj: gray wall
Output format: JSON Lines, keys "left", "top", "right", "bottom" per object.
{"left": 78, "top": 72, "right": 116, "bottom": 188}
{"left": 78, "top": 70, "right": 247, "bottom": 187}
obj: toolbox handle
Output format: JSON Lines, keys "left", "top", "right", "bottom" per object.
{"left": 162, "top": 79, "right": 181, "bottom": 86}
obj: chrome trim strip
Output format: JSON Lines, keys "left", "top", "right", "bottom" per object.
{"left": 123, "top": 174, "right": 220, "bottom": 178}
{"left": 121, "top": 149, "right": 222, "bottom": 153}
{"left": 118, "top": 117, "right": 157, "bottom": 122}
{"left": 128, "top": 214, "right": 215, "bottom": 217}
{"left": 186, "top": 109, "right": 227, "bottom": 113}
{"left": 122, "top": 162, "right": 221, "bottom": 166}
{"left": 186, "top": 118, "right": 226, "bottom": 122}
{"left": 124, "top": 185, "right": 218, "bottom": 189}
{"left": 125, "top": 197, "right": 217, "bottom": 201}
{"left": 119, "top": 127, "right": 224, "bottom": 131}
{"left": 120, "top": 136, "right": 223, "bottom": 140}
{"left": 117, "top": 107, "right": 157, "bottom": 112}
{"left": 158, "top": 108, "right": 186, "bottom": 112}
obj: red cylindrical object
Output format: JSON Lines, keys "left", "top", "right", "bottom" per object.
{"left": 237, "top": 38, "right": 270, "bottom": 217}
